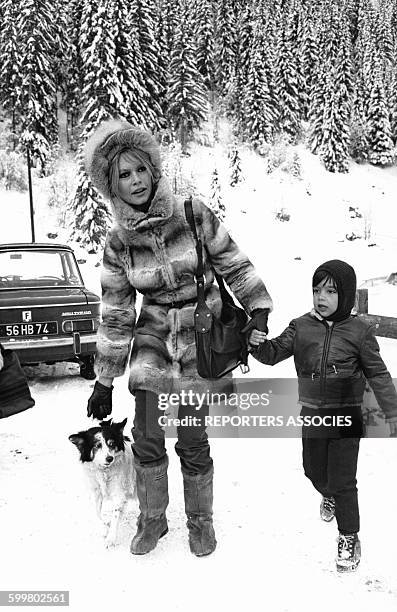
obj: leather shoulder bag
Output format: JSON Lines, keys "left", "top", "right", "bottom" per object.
{"left": 184, "top": 197, "right": 250, "bottom": 379}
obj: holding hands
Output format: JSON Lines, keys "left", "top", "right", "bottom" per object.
{"left": 249, "top": 329, "right": 267, "bottom": 347}
{"left": 242, "top": 308, "right": 269, "bottom": 348}
{"left": 241, "top": 308, "right": 269, "bottom": 348}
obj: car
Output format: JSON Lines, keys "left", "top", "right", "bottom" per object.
{"left": 0, "top": 243, "right": 101, "bottom": 379}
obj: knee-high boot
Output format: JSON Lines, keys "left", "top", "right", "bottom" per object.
{"left": 130, "top": 456, "right": 169, "bottom": 555}
{"left": 182, "top": 466, "right": 217, "bottom": 556}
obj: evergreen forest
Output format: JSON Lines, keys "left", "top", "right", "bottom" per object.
{"left": 0, "top": 0, "right": 396, "bottom": 247}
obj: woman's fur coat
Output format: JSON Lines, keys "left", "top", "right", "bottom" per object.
{"left": 85, "top": 120, "right": 273, "bottom": 396}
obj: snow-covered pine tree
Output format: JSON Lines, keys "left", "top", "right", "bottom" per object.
{"left": 300, "top": 3, "right": 318, "bottom": 120}
{"left": 130, "top": 0, "right": 163, "bottom": 128}
{"left": 274, "top": 1, "right": 302, "bottom": 143}
{"left": 391, "top": 68, "right": 397, "bottom": 144}
{"left": 367, "top": 64, "right": 394, "bottom": 166}
{"left": 166, "top": 0, "right": 208, "bottom": 153}
{"left": 79, "top": 0, "right": 123, "bottom": 127}
{"left": 52, "top": 0, "right": 70, "bottom": 106}
{"left": 350, "top": 71, "right": 369, "bottom": 163}
{"left": 291, "top": 0, "right": 306, "bottom": 119}
{"left": 308, "top": 1, "right": 346, "bottom": 155}
{"left": 355, "top": 0, "right": 376, "bottom": 117}
{"left": 112, "top": 0, "right": 157, "bottom": 127}
{"left": 0, "top": 0, "right": 21, "bottom": 145}
{"left": 69, "top": 148, "right": 111, "bottom": 254}
{"left": 235, "top": 0, "right": 253, "bottom": 85}
{"left": 210, "top": 167, "right": 225, "bottom": 221}
{"left": 320, "top": 67, "right": 350, "bottom": 173}
{"left": 391, "top": 0, "right": 397, "bottom": 48}
{"left": 62, "top": 0, "right": 84, "bottom": 143}
{"left": 320, "top": 5, "right": 351, "bottom": 173}
{"left": 154, "top": 3, "right": 171, "bottom": 118}
{"left": 307, "top": 33, "right": 325, "bottom": 153}
{"left": 376, "top": 1, "right": 395, "bottom": 122}
{"left": 229, "top": 0, "right": 253, "bottom": 129}
{"left": 229, "top": 144, "right": 243, "bottom": 187}
{"left": 335, "top": 11, "right": 354, "bottom": 104}
{"left": 242, "top": 15, "right": 277, "bottom": 147}
{"left": 346, "top": 0, "right": 360, "bottom": 44}
{"left": 195, "top": 0, "right": 215, "bottom": 92}
{"left": 214, "top": 0, "right": 237, "bottom": 97}
{"left": 18, "top": 0, "right": 58, "bottom": 173}
{"left": 373, "top": 0, "right": 394, "bottom": 73}
{"left": 69, "top": 0, "right": 123, "bottom": 254}
{"left": 160, "top": 0, "right": 179, "bottom": 56}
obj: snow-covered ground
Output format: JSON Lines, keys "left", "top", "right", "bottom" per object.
{"left": 1, "top": 138, "right": 397, "bottom": 611}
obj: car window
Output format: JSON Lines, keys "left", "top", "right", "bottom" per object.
{"left": 0, "top": 250, "right": 83, "bottom": 289}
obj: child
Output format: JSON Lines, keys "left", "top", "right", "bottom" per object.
{"left": 249, "top": 259, "right": 397, "bottom": 572}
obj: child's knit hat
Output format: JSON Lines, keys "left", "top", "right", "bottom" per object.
{"left": 313, "top": 259, "right": 356, "bottom": 322}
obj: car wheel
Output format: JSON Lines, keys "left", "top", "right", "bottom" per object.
{"left": 79, "top": 356, "right": 96, "bottom": 380}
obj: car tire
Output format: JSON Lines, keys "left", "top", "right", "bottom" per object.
{"left": 79, "top": 356, "right": 96, "bottom": 380}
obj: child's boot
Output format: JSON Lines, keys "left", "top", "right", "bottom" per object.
{"left": 336, "top": 532, "right": 361, "bottom": 572}
{"left": 320, "top": 496, "right": 335, "bottom": 522}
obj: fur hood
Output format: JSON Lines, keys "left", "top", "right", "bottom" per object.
{"left": 84, "top": 119, "right": 161, "bottom": 200}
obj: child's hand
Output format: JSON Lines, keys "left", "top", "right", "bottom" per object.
{"left": 388, "top": 421, "right": 397, "bottom": 437}
{"left": 249, "top": 329, "right": 267, "bottom": 347}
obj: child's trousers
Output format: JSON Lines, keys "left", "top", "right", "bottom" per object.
{"left": 302, "top": 435, "right": 360, "bottom": 534}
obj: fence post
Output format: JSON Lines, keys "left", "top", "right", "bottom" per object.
{"left": 356, "top": 288, "right": 368, "bottom": 314}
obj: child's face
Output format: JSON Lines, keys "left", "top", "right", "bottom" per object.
{"left": 313, "top": 278, "right": 338, "bottom": 317}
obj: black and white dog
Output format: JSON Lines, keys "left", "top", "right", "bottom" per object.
{"left": 69, "top": 418, "right": 136, "bottom": 548}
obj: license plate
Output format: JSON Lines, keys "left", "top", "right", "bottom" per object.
{"left": 0, "top": 321, "right": 58, "bottom": 337}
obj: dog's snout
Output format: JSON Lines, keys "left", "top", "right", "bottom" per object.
{"left": 105, "top": 456, "right": 114, "bottom": 464}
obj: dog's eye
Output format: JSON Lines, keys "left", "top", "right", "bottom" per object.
{"left": 107, "top": 440, "right": 115, "bottom": 449}
{"left": 94, "top": 442, "right": 102, "bottom": 450}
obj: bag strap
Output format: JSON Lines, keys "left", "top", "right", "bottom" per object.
{"left": 184, "top": 197, "right": 234, "bottom": 306}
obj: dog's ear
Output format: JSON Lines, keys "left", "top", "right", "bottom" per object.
{"left": 68, "top": 434, "right": 85, "bottom": 449}
{"left": 115, "top": 417, "right": 128, "bottom": 431}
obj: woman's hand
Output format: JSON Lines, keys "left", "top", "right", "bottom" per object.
{"left": 87, "top": 381, "right": 114, "bottom": 419}
{"left": 242, "top": 308, "right": 269, "bottom": 335}
{"left": 249, "top": 329, "right": 267, "bottom": 347}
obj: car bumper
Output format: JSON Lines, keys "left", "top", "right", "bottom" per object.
{"left": 1, "top": 333, "right": 97, "bottom": 364}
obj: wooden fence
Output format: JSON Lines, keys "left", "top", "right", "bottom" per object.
{"left": 356, "top": 288, "right": 397, "bottom": 339}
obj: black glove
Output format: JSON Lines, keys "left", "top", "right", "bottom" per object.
{"left": 242, "top": 308, "right": 270, "bottom": 336}
{"left": 87, "top": 381, "right": 113, "bottom": 419}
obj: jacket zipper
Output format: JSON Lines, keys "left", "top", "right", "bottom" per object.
{"left": 320, "top": 323, "right": 334, "bottom": 399}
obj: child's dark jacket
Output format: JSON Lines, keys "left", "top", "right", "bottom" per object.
{"left": 253, "top": 311, "right": 397, "bottom": 421}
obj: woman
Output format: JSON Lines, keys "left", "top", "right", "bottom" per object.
{"left": 84, "top": 120, "right": 272, "bottom": 556}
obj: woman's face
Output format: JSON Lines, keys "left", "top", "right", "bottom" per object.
{"left": 117, "top": 151, "right": 153, "bottom": 206}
